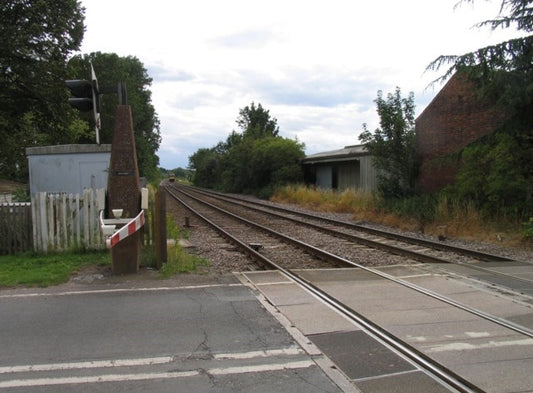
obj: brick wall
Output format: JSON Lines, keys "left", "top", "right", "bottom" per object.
{"left": 415, "top": 72, "right": 507, "bottom": 192}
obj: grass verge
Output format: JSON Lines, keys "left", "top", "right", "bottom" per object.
{"left": 159, "top": 242, "right": 209, "bottom": 278}
{"left": 158, "top": 213, "right": 209, "bottom": 278}
{"left": 0, "top": 251, "right": 110, "bottom": 288}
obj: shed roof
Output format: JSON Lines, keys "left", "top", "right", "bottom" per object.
{"left": 302, "top": 144, "right": 369, "bottom": 164}
{"left": 26, "top": 144, "right": 111, "bottom": 156}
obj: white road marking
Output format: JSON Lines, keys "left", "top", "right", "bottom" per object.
{"left": 254, "top": 281, "right": 294, "bottom": 286}
{"left": 0, "top": 371, "right": 199, "bottom": 388}
{"left": 214, "top": 347, "right": 304, "bottom": 359}
{"left": 426, "top": 338, "right": 533, "bottom": 353}
{"left": 0, "top": 360, "right": 315, "bottom": 389}
{"left": 465, "top": 331, "right": 491, "bottom": 338}
{"left": 354, "top": 369, "right": 420, "bottom": 383}
{"left": 209, "top": 360, "right": 315, "bottom": 376}
{"left": 0, "top": 356, "right": 174, "bottom": 374}
{"left": 1, "top": 346, "right": 304, "bottom": 375}
{"left": 0, "top": 283, "right": 243, "bottom": 299}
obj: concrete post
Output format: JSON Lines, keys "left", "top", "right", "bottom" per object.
{"left": 107, "top": 105, "right": 141, "bottom": 274}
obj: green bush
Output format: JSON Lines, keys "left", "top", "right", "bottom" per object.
{"left": 378, "top": 194, "right": 437, "bottom": 224}
{"left": 159, "top": 244, "right": 208, "bottom": 278}
{"left": 523, "top": 217, "right": 533, "bottom": 239}
{"left": 158, "top": 214, "right": 206, "bottom": 278}
{"left": 12, "top": 187, "right": 30, "bottom": 202}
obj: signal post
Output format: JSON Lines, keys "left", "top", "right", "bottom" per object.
{"left": 67, "top": 64, "right": 143, "bottom": 274}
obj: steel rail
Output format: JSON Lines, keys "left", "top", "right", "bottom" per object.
{"left": 166, "top": 185, "right": 485, "bottom": 393}
{"left": 181, "top": 184, "right": 516, "bottom": 263}
{"left": 178, "top": 185, "right": 533, "bottom": 287}
{"left": 174, "top": 185, "right": 533, "bottom": 289}
{"left": 168, "top": 185, "right": 533, "bottom": 339}
{"left": 177, "top": 185, "right": 454, "bottom": 265}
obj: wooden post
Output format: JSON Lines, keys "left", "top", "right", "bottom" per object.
{"left": 154, "top": 185, "right": 167, "bottom": 269}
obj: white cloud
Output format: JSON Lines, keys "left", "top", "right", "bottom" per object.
{"left": 79, "top": 0, "right": 523, "bottom": 169}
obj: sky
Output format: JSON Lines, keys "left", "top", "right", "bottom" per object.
{"left": 78, "top": 0, "right": 521, "bottom": 169}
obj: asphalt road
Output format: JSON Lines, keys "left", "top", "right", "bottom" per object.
{"left": 0, "top": 279, "right": 346, "bottom": 393}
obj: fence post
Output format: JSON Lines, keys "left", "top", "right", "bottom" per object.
{"left": 39, "top": 192, "right": 49, "bottom": 253}
{"left": 154, "top": 185, "right": 167, "bottom": 269}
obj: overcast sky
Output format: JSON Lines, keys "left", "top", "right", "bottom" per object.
{"left": 78, "top": 0, "right": 520, "bottom": 169}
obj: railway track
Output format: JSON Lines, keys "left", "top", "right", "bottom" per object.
{"left": 165, "top": 184, "right": 533, "bottom": 393}
{"left": 170, "top": 184, "right": 532, "bottom": 297}
{"left": 185, "top": 185, "right": 515, "bottom": 262}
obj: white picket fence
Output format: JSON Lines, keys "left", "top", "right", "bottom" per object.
{"left": 31, "top": 189, "right": 106, "bottom": 252}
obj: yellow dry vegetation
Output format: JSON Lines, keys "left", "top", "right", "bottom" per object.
{"left": 271, "top": 185, "right": 526, "bottom": 247}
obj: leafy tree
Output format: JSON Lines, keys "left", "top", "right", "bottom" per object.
{"left": 0, "top": 0, "right": 85, "bottom": 181}
{"left": 68, "top": 53, "right": 162, "bottom": 180}
{"left": 249, "top": 137, "right": 305, "bottom": 193}
{"left": 428, "top": 0, "right": 532, "bottom": 219}
{"left": 189, "top": 102, "right": 304, "bottom": 196}
{"left": 427, "top": 0, "right": 532, "bottom": 84}
{"left": 237, "top": 102, "right": 280, "bottom": 139}
{"left": 359, "top": 88, "right": 417, "bottom": 198}
{"left": 189, "top": 148, "right": 222, "bottom": 188}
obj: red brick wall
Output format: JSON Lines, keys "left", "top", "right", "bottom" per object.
{"left": 415, "top": 72, "right": 507, "bottom": 192}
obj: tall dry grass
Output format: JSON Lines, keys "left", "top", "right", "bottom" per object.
{"left": 271, "top": 185, "right": 526, "bottom": 247}
{"left": 271, "top": 185, "right": 374, "bottom": 214}
{"left": 426, "top": 196, "right": 523, "bottom": 245}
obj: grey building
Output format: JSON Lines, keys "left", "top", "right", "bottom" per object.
{"left": 26, "top": 144, "right": 111, "bottom": 195}
{"left": 302, "top": 145, "right": 377, "bottom": 191}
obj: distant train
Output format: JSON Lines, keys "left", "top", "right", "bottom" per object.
{"left": 169, "top": 173, "right": 175, "bottom": 182}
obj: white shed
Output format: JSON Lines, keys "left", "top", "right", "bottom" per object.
{"left": 26, "top": 144, "right": 111, "bottom": 196}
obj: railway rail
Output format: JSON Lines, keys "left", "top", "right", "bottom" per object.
{"left": 182, "top": 185, "right": 516, "bottom": 263}
{"left": 170, "top": 184, "right": 532, "bottom": 297}
{"left": 165, "top": 184, "right": 533, "bottom": 393}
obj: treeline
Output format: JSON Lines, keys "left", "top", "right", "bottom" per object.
{"left": 0, "top": 1, "right": 161, "bottom": 182}
{"left": 160, "top": 167, "right": 192, "bottom": 181}
{"left": 188, "top": 102, "right": 305, "bottom": 198}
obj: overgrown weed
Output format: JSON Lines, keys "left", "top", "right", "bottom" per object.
{"left": 272, "top": 185, "right": 528, "bottom": 247}
{"left": 158, "top": 214, "right": 208, "bottom": 278}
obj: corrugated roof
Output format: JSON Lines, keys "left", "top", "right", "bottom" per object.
{"left": 302, "top": 144, "right": 369, "bottom": 164}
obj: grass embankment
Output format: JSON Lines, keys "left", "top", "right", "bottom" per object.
{"left": 0, "top": 251, "right": 110, "bottom": 288}
{"left": 272, "top": 185, "right": 530, "bottom": 247}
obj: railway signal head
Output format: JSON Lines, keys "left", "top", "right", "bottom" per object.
{"left": 66, "top": 62, "right": 102, "bottom": 144}
{"left": 66, "top": 79, "right": 94, "bottom": 112}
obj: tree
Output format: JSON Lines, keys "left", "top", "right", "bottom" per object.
{"left": 0, "top": 0, "right": 85, "bottom": 181}
{"left": 427, "top": 0, "right": 533, "bottom": 106}
{"left": 249, "top": 137, "right": 305, "bottom": 193}
{"left": 189, "top": 102, "right": 304, "bottom": 196}
{"left": 189, "top": 148, "right": 221, "bottom": 188}
{"left": 428, "top": 0, "right": 532, "bottom": 219}
{"left": 68, "top": 53, "right": 162, "bottom": 180}
{"left": 236, "top": 102, "right": 279, "bottom": 139}
{"left": 359, "top": 88, "right": 417, "bottom": 198}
